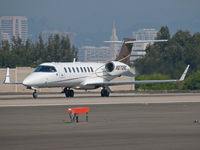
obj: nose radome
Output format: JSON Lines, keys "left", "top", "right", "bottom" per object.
{"left": 23, "top": 73, "right": 46, "bottom": 86}
{"left": 23, "top": 77, "right": 31, "bottom": 86}
{"left": 23, "top": 74, "right": 36, "bottom": 86}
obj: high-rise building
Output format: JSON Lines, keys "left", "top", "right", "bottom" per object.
{"left": 0, "top": 16, "right": 28, "bottom": 44}
{"left": 131, "top": 28, "right": 158, "bottom": 63}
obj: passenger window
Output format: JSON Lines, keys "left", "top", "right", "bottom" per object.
{"left": 64, "top": 67, "right": 67, "bottom": 73}
{"left": 87, "top": 67, "right": 90, "bottom": 72}
{"left": 72, "top": 67, "right": 75, "bottom": 72}
{"left": 90, "top": 67, "right": 94, "bottom": 72}
{"left": 80, "top": 67, "right": 83, "bottom": 72}
{"left": 76, "top": 67, "right": 79, "bottom": 73}
{"left": 83, "top": 67, "right": 87, "bottom": 72}
{"left": 68, "top": 67, "right": 71, "bottom": 73}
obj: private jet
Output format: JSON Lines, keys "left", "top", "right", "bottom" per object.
{"left": 3, "top": 38, "right": 190, "bottom": 98}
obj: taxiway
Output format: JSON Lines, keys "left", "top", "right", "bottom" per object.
{"left": 0, "top": 93, "right": 200, "bottom": 150}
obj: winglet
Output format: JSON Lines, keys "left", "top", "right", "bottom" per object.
{"left": 179, "top": 65, "right": 190, "bottom": 81}
{"left": 3, "top": 67, "right": 10, "bottom": 84}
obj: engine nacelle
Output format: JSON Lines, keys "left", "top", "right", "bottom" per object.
{"left": 105, "top": 61, "right": 130, "bottom": 76}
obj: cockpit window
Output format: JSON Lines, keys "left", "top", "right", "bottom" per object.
{"left": 34, "top": 65, "right": 57, "bottom": 73}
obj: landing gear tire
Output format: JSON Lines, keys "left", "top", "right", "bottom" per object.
{"left": 64, "top": 88, "right": 74, "bottom": 97}
{"left": 101, "top": 89, "right": 110, "bottom": 97}
{"left": 65, "top": 91, "right": 70, "bottom": 97}
{"left": 33, "top": 91, "right": 38, "bottom": 99}
{"left": 69, "top": 90, "right": 74, "bottom": 97}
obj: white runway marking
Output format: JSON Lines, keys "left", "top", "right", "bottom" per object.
{"left": 1, "top": 93, "right": 200, "bottom": 107}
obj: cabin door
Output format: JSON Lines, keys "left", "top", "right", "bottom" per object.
{"left": 57, "top": 64, "right": 65, "bottom": 78}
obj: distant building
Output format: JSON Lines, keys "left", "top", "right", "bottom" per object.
{"left": 131, "top": 28, "right": 157, "bottom": 63}
{"left": 133, "top": 28, "right": 157, "bottom": 40}
{"left": 0, "top": 16, "right": 28, "bottom": 44}
{"left": 78, "top": 22, "right": 120, "bottom": 62}
{"left": 41, "top": 30, "right": 75, "bottom": 45}
{"left": 78, "top": 46, "right": 112, "bottom": 62}
{"left": 109, "top": 21, "right": 120, "bottom": 59}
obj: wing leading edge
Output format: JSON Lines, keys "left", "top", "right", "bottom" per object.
{"left": 86, "top": 65, "right": 190, "bottom": 87}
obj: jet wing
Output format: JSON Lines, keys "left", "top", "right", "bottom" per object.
{"left": 86, "top": 65, "right": 190, "bottom": 87}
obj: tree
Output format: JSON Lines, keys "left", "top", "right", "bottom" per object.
{"left": 1, "top": 40, "right": 10, "bottom": 50}
{"left": 183, "top": 71, "right": 200, "bottom": 90}
{"left": 156, "top": 26, "right": 170, "bottom": 40}
{"left": 134, "top": 26, "right": 200, "bottom": 78}
{"left": 0, "top": 34, "right": 78, "bottom": 68}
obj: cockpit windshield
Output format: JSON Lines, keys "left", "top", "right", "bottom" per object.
{"left": 34, "top": 65, "right": 57, "bottom": 73}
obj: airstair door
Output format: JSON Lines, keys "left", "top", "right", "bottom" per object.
{"left": 57, "top": 64, "right": 65, "bottom": 78}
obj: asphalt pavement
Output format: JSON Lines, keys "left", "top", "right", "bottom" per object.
{"left": 0, "top": 102, "right": 200, "bottom": 150}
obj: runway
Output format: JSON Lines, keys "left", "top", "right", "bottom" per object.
{"left": 1, "top": 92, "right": 200, "bottom": 107}
{"left": 0, "top": 93, "right": 200, "bottom": 150}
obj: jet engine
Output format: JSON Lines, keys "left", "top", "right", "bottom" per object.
{"left": 105, "top": 61, "right": 130, "bottom": 76}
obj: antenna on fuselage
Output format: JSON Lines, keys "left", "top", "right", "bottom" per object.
{"left": 73, "top": 58, "right": 76, "bottom": 63}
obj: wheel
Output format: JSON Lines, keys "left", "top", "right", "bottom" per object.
{"left": 65, "top": 90, "right": 70, "bottom": 97}
{"left": 65, "top": 93, "right": 69, "bottom": 97}
{"left": 69, "top": 90, "right": 74, "bottom": 97}
{"left": 101, "top": 89, "right": 105, "bottom": 97}
{"left": 64, "top": 89, "right": 74, "bottom": 97}
{"left": 105, "top": 90, "right": 110, "bottom": 97}
{"left": 101, "top": 89, "right": 110, "bottom": 97}
{"left": 33, "top": 91, "right": 38, "bottom": 99}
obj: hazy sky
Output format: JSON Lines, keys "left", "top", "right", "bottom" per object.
{"left": 0, "top": 0, "right": 200, "bottom": 45}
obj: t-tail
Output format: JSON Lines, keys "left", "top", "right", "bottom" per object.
{"left": 115, "top": 38, "right": 136, "bottom": 65}
{"left": 105, "top": 38, "right": 168, "bottom": 65}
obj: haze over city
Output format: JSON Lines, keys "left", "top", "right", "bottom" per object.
{"left": 0, "top": 0, "right": 200, "bottom": 46}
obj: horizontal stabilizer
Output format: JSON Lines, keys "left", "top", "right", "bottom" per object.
{"left": 104, "top": 40, "right": 123, "bottom": 43}
{"left": 104, "top": 39, "right": 168, "bottom": 44}
{"left": 125, "top": 39, "right": 168, "bottom": 44}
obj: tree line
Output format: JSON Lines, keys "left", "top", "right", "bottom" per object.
{"left": 0, "top": 34, "right": 78, "bottom": 68}
{"left": 134, "top": 26, "right": 200, "bottom": 90}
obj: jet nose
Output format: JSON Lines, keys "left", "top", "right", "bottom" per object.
{"left": 23, "top": 73, "right": 46, "bottom": 87}
{"left": 23, "top": 77, "right": 31, "bottom": 86}
{"left": 23, "top": 73, "right": 37, "bottom": 86}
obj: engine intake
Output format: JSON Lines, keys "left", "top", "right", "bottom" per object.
{"left": 105, "top": 61, "right": 130, "bottom": 76}
{"left": 105, "top": 62, "right": 114, "bottom": 72}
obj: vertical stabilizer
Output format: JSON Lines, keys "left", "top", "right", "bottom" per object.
{"left": 115, "top": 38, "right": 136, "bottom": 65}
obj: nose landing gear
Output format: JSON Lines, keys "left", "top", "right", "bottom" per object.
{"left": 33, "top": 90, "right": 38, "bottom": 99}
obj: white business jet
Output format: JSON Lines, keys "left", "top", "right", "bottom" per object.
{"left": 3, "top": 38, "right": 190, "bottom": 98}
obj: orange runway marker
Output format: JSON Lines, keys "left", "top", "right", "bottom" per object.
{"left": 68, "top": 107, "right": 90, "bottom": 123}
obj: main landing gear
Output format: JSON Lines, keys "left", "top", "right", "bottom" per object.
{"left": 101, "top": 88, "right": 110, "bottom": 97}
{"left": 33, "top": 90, "right": 38, "bottom": 99}
{"left": 63, "top": 88, "right": 74, "bottom": 97}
